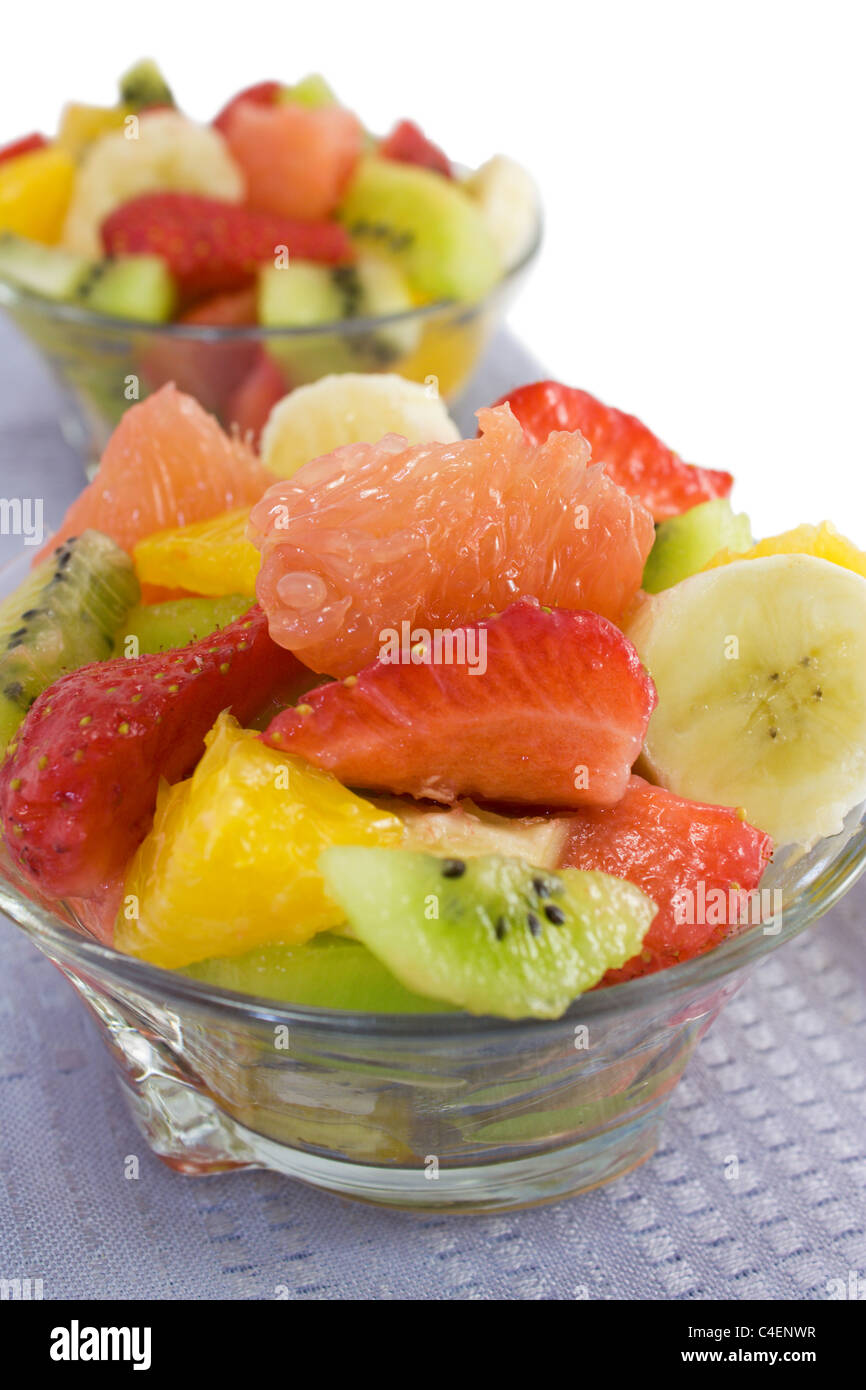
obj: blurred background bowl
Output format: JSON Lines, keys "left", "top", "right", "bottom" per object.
{"left": 0, "top": 221, "right": 541, "bottom": 470}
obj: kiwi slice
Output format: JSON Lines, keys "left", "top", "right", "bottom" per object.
{"left": 0, "top": 235, "right": 176, "bottom": 323}
{"left": 258, "top": 253, "right": 418, "bottom": 382}
{"left": 79, "top": 254, "right": 177, "bottom": 323}
{"left": 114, "top": 595, "right": 250, "bottom": 657}
{"left": 319, "top": 849, "right": 656, "bottom": 1019}
{"left": 643, "top": 498, "right": 752, "bottom": 593}
{"left": 339, "top": 156, "right": 503, "bottom": 302}
{"left": 259, "top": 260, "right": 344, "bottom": 328}
{"left": 0, "top": 233, "right": 93, "bottom": 301}
{"left": 183, "top": 932, "right": 449, "bottom": 1012}
{"left": 118, "top": 58, "right": 175, "bottom": 110}
{"left": 0, "top": 530, "right": 139, "bottom": 751}
{"left": 279, "top": 74, "right": 338, "bottom": 109}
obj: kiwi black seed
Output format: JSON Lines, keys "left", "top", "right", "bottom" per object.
{"left": 349, "top": 220, "right": 415, "bottom": 255}
{"left": 441, "top": 858, "right": 466, "bottom": 879}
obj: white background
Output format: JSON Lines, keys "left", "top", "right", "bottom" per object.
{"left": 2, "top": 0, "right": 864, "bottom": 540}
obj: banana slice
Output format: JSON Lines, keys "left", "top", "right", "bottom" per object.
{"left": 261, "top": 372, "right": 461, "bottom": 479}
{"left": 626, "top": 554, "right": 866, "bottom": 848}
{"left": 463, "top": 155, "right": 539, "bottom": 270}
{"left": 62, "top": 111, "right": 244, "bottom": 256}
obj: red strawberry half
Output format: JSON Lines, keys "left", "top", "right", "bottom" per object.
{"left": 212, "top": 80, "right": 282, "bottom": 135}
{"left": 379, "top": 120, "right": 452, "bottom": 178}
{"left": 559, "top": 775, "right": 773, "bottom": 983}
{"left": 0, "top": 132, "right": 48, "bottom": 167}
{"left": 494, "top": 380, "right": 734, "bottom": 523}
{"left": 101, "top": 192, "right": 354, "bottom": 301}
{"left": 0, "top": 606, "right": 302, "bottom": 900}
{"left": 262, "top": 599, "right": 656, "bottom": 807}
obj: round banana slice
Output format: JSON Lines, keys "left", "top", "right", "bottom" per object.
{"left": 626, "top": 553, "right": 866, "bottom": 848}
{"left": 463, "top": 155, "right": 539, "bottom": 270}
{"left": 261, "top": 372, "right": 461, "bottom": 479}
{"left": 62, "top": 111, "right": 244, "bottom": 256}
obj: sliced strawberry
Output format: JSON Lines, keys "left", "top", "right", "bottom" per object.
{"left": 101, "top": 192, "right": 354, "bottom": 301}
{"left": 0, "top": 606, "right": 302, "bottom": 900}
{"left": 212, "top": 80, "right": 282, "bottom": 135}
{"left": 494, "top": 380, "right": 734, "bottom": 523}
{"left": 379, "top": 120, "right": 452, "bottom": 178}
{"left": 226, "top": 351, "right": 287, "bottom": 447}
{"left": 0, "top": 132, "right": 48, "bottom": 167}
{"left": 262, "top": 599, "right": 656, "bottom": 808}
{"left": 559, "top": 775, "right": 773, "bottom": 983}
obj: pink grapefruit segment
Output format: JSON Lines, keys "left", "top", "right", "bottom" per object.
{"left": 222, "top": 101, "right": 363, "bottom": 221}
{"left": 250, "top": 404, "right": 655, "bottom": 677}
{"left": 36, "top": 384, "right": 273, "bottom": 563}
{"left": 262, "top": 599, "right": 657, "bottom": 808}
{"left": 559, "top": 775, "right": 773, "bottom": 983}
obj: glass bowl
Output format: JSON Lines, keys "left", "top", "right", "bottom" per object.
{"left": 1, "top": 809, "right": 863, "bottom": 1213}
{"left": 0, "top": 223, "right": 540, "bottom": 470}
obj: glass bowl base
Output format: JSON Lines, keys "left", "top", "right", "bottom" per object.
{"left": 117, "top": 1059, "right": 663, "bottom": 1212}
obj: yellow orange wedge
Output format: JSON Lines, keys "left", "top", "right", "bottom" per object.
{"left": 57, "top": 103, "right": 132, "bottom": 159}
{"left": 704, "top": 521, "right": 866, "bottom": 579}
{"left": 0, "top": 146, "right": 76, "bottom": 243}
{"left": 116, "top": 712, "right": 403, "bottom": 968}
{"left": 134, "top": 507, "right": 260, "bottom": 597}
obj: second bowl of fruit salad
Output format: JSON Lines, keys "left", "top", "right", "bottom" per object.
{"left": 0, "top": 372, "right": 864, "bottom": 1211}
{"left": 0, "top": 60, "right": 540, "bottom": 462}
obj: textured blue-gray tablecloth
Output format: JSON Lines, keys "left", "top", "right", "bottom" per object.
{"left": 0, "top": 317, "right": 864, "bottom": 1301}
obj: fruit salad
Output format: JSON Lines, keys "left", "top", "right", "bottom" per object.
{"left": 2, "top": 373, "right": 865, "bottom": 1020}
{"left": 0, "top": 58, "right": 537, "bottom": 428}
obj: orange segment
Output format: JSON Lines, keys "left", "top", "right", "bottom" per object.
{"left": 116, "top": 712, "right": 403, "bottom": 968}
{"left": 0, "top": 145, "right": 76, "bottom": 243}
{"left": 134, "top": 508, "right": 260, "bottom": 597}
{"left": 704, "top": 521, "right": 866, "bottom": 578}
{"left": 57, "top": 103, "right": 131, "bottom": 159}
{"left": 36, "top": 384, "right": 273, "bottom": 563}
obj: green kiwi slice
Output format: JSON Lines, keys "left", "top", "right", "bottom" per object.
{"left": 258, "top": 253, "right": 418, "bottom": 383}
{"left": 114, "top": 595, "right": 250, "bottom": 657}
{"left": 118, "top": 58, "right": 175, "bottom": 110}
{"left": 79, "top": 255, "right": 177, "bottom": 323}
{"left": 183, "top": 933, "right": 449, "bottom": 1012}
{"left": 319, "top": 848, "right": 656, "bottom": 1019}
{"left": 339, "top": 156, "right": 503, "bottom": 302}
{"left": 0, "top": 529, "right": 139, "bottom": 751}
{"left": 643, "top": 498, "right": 752, "bottom": 593}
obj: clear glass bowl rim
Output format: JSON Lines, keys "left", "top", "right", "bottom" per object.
{"left": 0, "top": 211, "right": 543, "bottom": 341}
